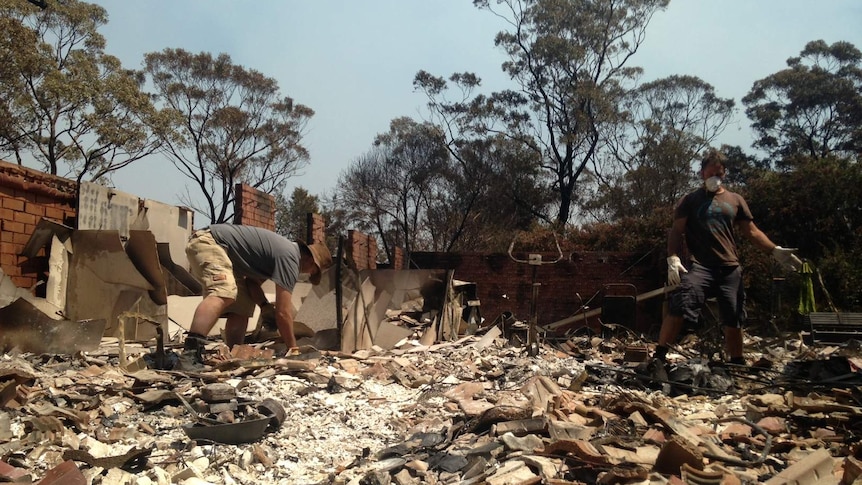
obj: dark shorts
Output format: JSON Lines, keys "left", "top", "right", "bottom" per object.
{"left": 668, "top": 262, "right": 746, "bottom": 328}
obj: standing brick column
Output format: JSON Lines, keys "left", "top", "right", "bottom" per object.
{"left": 347, "top": 230, "right": 379, "bottom": 270}
{"left": 392, "top": 247, "right": 404, "bottom": 270}
{"left": 233, "top": 183, "right": 275, "bottom": 230}
{"left": 307, "top": 213, "right": 326, "bottom": 244}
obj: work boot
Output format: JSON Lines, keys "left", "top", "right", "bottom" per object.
{"left": 175, "top": 350, "right": 206, "bottom": 372}
{"left": 174, "top": 334, "right": 207, "bottom": 371}
{"left": 637, "top": 357, "right": 671, "bottom": 394}
{"left": 646, "top": 357, "right": 670, "bottom": 383}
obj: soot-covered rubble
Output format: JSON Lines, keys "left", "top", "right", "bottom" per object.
{"left": 2, "top": 325, "right": 862, "bottom": 485}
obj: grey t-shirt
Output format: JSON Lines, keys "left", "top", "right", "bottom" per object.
{"left": 209, "top": 224, "right": 300, "bottom": 291}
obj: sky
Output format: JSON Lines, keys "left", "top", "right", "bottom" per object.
{"left": 91, "top": 0, "right": 862, "bottom": 211}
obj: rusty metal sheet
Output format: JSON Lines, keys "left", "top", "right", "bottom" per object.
{"left": 156, "top": 242, "right": 201, "bottom": 296}
{"left": 67, "top": 231, "right": 153, "bottom": 288}
{"left": 125, "top": 230, "right": 167, "bottom": 305}
{"left": 21, "top": 218, "right": 73, "bottom": 259}
{"left": 0, "top": 299, "right": 105, "bottom": 354}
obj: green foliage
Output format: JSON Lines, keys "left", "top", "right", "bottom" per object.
{"left": 431, "top": 135, "right": 553, "bottom": 253}
{"left": 143, "top": 48, "right": 313, "bottom": 224}
{"left": 569, "top": 207, "right": 669, "bottom": 253}
{"left": 0, "top": 0, "right": 161, "bottom": 182}
{"left": 741, "top": 155, "right": 862, "bottom": 311}
{"left": 743, "top": 40, "right": 862, "bottom": 163}
{"left": 0, "top": 15, "right": 37, "bottom": 156}
{"left": 275, "top": 187, "right": 320, "bottom": 242}
{"left": 589, "top": 75, "right": 735, "bottom": 221}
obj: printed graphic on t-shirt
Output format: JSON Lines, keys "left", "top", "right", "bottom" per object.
{"left": 698, "top": 198, "right": 736, "bottom": 235}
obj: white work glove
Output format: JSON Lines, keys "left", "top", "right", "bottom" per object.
{"left": 667, "top": 255, "right": 688, "bottom": 286}
{"left": 772, "top": 246, "right": 802, "bottom": 272}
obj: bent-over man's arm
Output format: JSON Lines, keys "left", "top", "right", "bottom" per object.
{"left": 273, "top": 284, "right": 297, "bottom": 349}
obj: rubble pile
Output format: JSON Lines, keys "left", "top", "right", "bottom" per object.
{"left": 1, "top": 328, "right": 862, "bottom": 484}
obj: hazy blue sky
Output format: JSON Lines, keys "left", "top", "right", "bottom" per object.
{"left": 92, "top": 0, "right": 862, "bottom": 213}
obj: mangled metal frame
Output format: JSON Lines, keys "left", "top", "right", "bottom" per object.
{"left": 338, "top": 268, "right": 481, "bottom": 353}
{"left": 0, "top": 183, "right": 196, "bottom": 355}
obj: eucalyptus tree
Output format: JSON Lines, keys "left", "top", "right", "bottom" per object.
{"left": 0, "top": 14, "right": 35, "bottom": 157}
{"left": 743, "top": 40, "right": 862, "bottom": 164}
{"left": 417, "top": 0, "right": 669, "bottom": 227}
{"left": 143, "top": 48, "right": 313, "bottom": 224}
{"left": 275, "top": 186, "right": 320, "bottom": 241}
{"left": 0, "top": 0, "right": 161, "bottom": 184}
{"left": 413, "top": 70, "right": 551, "bottom": 252}
{"left": 335, "top": 117, "right": 449, "bottom": 262}
{"left": 591, "top": 75, "right": 735, "bottom": 220}
{"left": 426, "top": 134, "right": 551, "bottom": 252}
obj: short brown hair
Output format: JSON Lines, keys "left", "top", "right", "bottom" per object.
{"left": 700, "top": 148, "right": 727, "bottom": 171}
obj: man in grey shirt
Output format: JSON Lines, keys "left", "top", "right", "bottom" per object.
{"left": 182, "top": 224, "right": 333, "bottom": 366}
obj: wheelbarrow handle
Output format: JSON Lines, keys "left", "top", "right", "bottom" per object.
{"left": 507, "top": 232, "right": 564, "bottom": 265}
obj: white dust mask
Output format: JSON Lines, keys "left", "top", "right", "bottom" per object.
{"left": 705, "top": 176, "right": 722, "bottom": 192}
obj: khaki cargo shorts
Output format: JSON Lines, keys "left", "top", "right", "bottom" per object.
{"left": 185, "top": 228, "right": 255, "bottom": 317}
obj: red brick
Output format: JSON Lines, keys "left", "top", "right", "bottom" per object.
{"left": 0, "top": 253, "right": 15, "bottom": 266}
{"left": 44, "top": 207, "right": 64, "bottom": 220}
{"left": 0, "top": 186, "right": 15, "bottom": 197}
{"left": 13, "top": 211, "right": 36, "bottom": 225}
{"left": 4, "top": 264, "right": 21, "bottom": 276}
{"left": 0, "top": 232, "right": 11, "bottom": 243}
{"left": 0, "top": 207, "right": 13, "bottom": 220}
{"left": 12, "top": 232, "right": 30, "bottom": 245}
{"left": 35, "top": 193, "right": 59, "bottom": 204}
{"left": 11, "top": 276, "right": 34, "bottom": 288}
{"left": 2, "top": 220, "right": 24, "bottom": 233}
{"left": 2, "top": 198, "right": 24, "bottom": 211}
{"left": 25, "top": 203, "right": 45, "bottom": 217}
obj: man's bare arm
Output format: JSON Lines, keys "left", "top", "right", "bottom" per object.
{"left": 273, "top": 285, "right": 297, "bottom": 349}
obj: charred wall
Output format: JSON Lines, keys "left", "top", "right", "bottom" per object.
{"left": 411, "top": 251, "right": 666, "bottom": 334}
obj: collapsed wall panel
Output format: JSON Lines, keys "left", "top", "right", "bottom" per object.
{"left": 65, "top": 230, "right": 154, "bottom": 340}
{"left": 341, "top": 269, "right": 450, "bottom": 353}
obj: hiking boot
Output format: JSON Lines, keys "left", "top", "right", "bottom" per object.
{"left": 174, "top": 349, "right": 207, "bottom": 372}
{"left": 174, "top": 334, "right": 208, "bottom": 371}
{"left": 636, "top": 357, "right": 671, "bottom": 394}
{"left": 646, "top": 357, "right": 669, "bottom": 383}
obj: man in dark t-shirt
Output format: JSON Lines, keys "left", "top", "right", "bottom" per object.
{"left": 181, "top": 224, "right": 333, "bottom": 367}
{"left": 653, "top": 149, "right": 801, "bottom": 369}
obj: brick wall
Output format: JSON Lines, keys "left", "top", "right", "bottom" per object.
{"left": 233, "top": 183, "right": 275, "bottom": 230}
{"left": 0, "top": 161, "right": 77, "bottom": 289}
{"left": 411, "top": 251, "right": 665, "bottom": 334}
{"left": 392, "top": 247, "right": 404, "bottom": 270}
{"left": 346, "top": 230, "right": 378, "bottom": 270}
{"left": 307, "top": 213, "right": 326, "bottom": 244}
